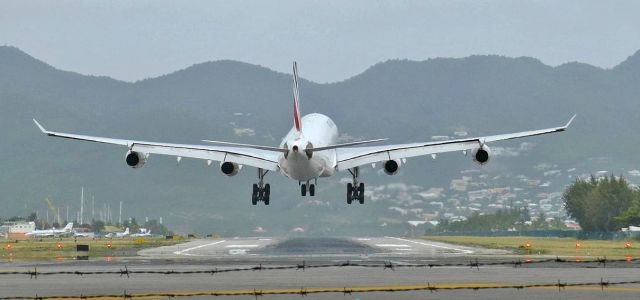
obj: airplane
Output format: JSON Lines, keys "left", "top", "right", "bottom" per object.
{"left": 106, "top": 227, "right": 130, "bottom": 238}
{"left": 26, "top": 222, "right": 74, "bottom": 238}
{"left": 130, "top": 228, "right": 152, "bottom": 237}
{"left": 33, "top": 62, "right": 575, "bottom": 206}
{"left": 73, "top": 229, "right": 95, "bottom": 238}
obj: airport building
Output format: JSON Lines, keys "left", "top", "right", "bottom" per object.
{"left": 1, "top": 221, "right": 35, "bottom": 240}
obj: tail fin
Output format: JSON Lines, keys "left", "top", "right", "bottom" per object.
{"left": 64, "top": 222, "right": 74, "bottom": 231}
{"left": 292, "top": 62, "right": 302, "bottom": 134}
{"left": 124, "top": 228, "right": 130, "bottom": 234}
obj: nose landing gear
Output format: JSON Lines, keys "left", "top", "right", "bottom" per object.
{"left": 300, "top": 179, "right": 316, "bottom": 197}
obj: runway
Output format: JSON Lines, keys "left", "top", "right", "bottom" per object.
{"left": 1, "top": 237, "right": 638, "bottom": 300}
{"left": 138, "top": 236, "right": 503, "bottom": 262}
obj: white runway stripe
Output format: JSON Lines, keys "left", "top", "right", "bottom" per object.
{"left": 173, "top": 240, "right": 227, "bottom": 255}
{"left": 375, "top": 244, "right": 411, "bottom": 247}
{"left": 387, "top": 237, "right": 474, "bottom": 254}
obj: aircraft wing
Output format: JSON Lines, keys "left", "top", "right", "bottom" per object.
{"left": 33, "top": 120, "right": 281, "bottom": 171}
{"left": 335, "top": 115, "right": 575, "bottom": 171}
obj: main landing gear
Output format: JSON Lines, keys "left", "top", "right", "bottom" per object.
{"left": 252, "top": 169, "right": 270, "bottom": 205}
{"left": 347, "top": 167, "right": 365, "bottom": 204}
{"left": 300, "top": 179, "right": 316, "bottom": 197}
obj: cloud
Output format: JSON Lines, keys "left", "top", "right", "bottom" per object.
{"left": 233, "top": 128, "right": 255, "bottom": 137}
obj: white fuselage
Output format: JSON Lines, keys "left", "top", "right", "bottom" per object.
{"left": 278, "top": 113, "right": 338, "bottom": 181}
{"left": 26, "top": 227, "right": 72, "bottom": 237}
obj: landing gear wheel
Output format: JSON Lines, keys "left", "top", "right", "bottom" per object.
{"left": 347, "top": 183, "right": 353, "bottom": 204}
{"left": 252, "top": 168, "right": 272, "bottom": 205}
{"left": 252, "top": 184, "right": 259, "bottom": 205}
{"left": 346, "top": 167, "right": 365, "bottom": 205}
{"left": 301, "top": 184, "right": 307, "bottom": 196}
{"left": 309, "top": 184, "right": 315, "bottom": 197}
{"left": 264, "top": 184, "right": 271, "bottom": 205}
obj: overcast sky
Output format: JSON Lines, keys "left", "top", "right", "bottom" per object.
{"left": 1, "top": 1, "right": 639, "bottom": 83}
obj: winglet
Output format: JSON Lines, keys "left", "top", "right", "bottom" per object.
{"left": 564, "top": 114, "right": 577, "bottom": 128}
{"left": 33, "top": 119, "right": 48, "bottom": 133}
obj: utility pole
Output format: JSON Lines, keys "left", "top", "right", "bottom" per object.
{"left": 80, "top": 187, "right": 84, "bottom": 225}
{"left": 119, "top": 201, "right": 122, "bottom": 225}
{"left": 92, "top": 195, "right": 95, "bottom": 221}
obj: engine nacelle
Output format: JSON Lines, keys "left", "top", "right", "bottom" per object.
{"left": 125, "top": 151, "right": 147, "bottom": 168}
{"left": 472, "top": 146, "right": 491, "bottom": 165}
{"left": 383, "top": 159, "right": 401, "bottom": 175}
{"left": 220, "top": 162, "right": 240, "bottom": 176}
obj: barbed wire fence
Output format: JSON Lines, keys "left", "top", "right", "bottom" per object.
{"left": 1, "top": 256, "right": 638, "bottom": 279}
{"left": 1, "top": 257, "right": 639, "bottom": 299}
{"left": 0, "top": 278, "right": 639, "bottom": 299}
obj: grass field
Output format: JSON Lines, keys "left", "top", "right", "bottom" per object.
{"left": 2, "top": 237, "right": 184, "bottom": 262}
{"left": 424, "top": 236, "right": 639, "bottom": 258}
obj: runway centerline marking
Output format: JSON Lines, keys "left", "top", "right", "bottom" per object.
{"left": 225, "top": 244, "right": 259, "bottom": 248}
{"left": 375, "top": 244, "right": 411, "bottom": 247}
{"left": 173, "top": 240, "right": 227, "bottom": 256}
{"left": 387, "top": 237, "right": 474, "bottom": 254}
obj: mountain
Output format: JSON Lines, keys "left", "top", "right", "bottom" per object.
{"left": 1, "top": 46, "right": 639, "bottom": 235}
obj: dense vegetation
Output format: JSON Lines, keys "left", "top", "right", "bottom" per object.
{"left": 433, "top": 208, "right": 564, "bottom": 232}
{"left": 563, "top": 175, "right": 640, "bottom": 232}
{"left": 432, "top": 175, "right": 640, "bottom": 234}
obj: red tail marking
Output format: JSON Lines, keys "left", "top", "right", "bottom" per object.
{"left": 293, "top": 99, "right": 301, "bottom": 132}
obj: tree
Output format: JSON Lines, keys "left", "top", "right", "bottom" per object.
{"left": 434, "top": 209, "right": 524, "bottom": 232}
{"left": 143, "top": 219, "right": 173, "bottom": 236}
{"left": 532, "top": 212, "right": 548, "bottom": 230}
{"left": 563, "top": 175, "right": 639, "bottom": 232}
{"left": 91, "top": 220, "right": 105, "bottom": 233}
{"left": 122, "top": 218, "right": 140, "bottom": 233}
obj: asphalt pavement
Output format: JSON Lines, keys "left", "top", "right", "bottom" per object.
{"left": 1, "top": 237, "right": 638, "bottom": 300}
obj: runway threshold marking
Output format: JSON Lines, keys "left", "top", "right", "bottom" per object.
{"left": 388, "top": 237, "right": 474, "bottom": 254}
{"left": 173, "top": 240, "right": 227, "bottom": 256}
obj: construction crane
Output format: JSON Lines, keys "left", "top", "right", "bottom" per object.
{"left": 44, "top": 197, "right": 63, "bottom": 226}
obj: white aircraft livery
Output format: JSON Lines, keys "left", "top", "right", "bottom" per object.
{"left": 26, "top": 222, "right": 74, "bottom": 238}
{"left": 34, "top": 62, "right": 575, "bottom": 205}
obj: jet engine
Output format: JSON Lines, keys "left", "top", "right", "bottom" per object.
{"left": 383, "top": 159, "right": 402, "bottom": 175}
{"left": 471, "top": 146, "right": 491, "bottom": 165}
{"left": 125, "top": 151, "right": 147, "bottom": 168}
{"left": 220, "top": 162, "right": 240, "bottom": 176}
